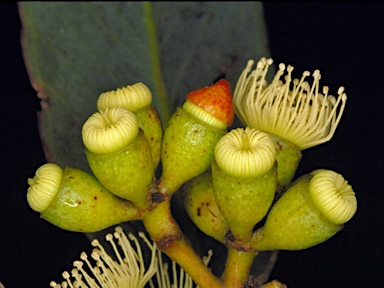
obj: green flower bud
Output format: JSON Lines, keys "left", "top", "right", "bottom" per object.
{"left": 159, "top": 80, "right": 233, "bottom": 195}
{"left": 251, "top": 170, "right": 357, "bottom": 251}
{"left": 97, "top": 83, "right": 162, "bottom": 169}
{"left": 270, "top": 135, "right": 302, "bottom": 194}
{"left": 181, "top": 170, "right": 229, "bottom": 243}
{"left": 212, "top": 128, "right": 277, "bottom": 243}
{"left": 82, "top": 107, "right": 154, "bottom": 210}
{"left": 27, "top": 164, "right": 139, "bottom": 232}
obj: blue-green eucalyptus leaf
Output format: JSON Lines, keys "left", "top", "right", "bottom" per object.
{"left": 19, "top": 2, "right": 270, "bottom": 172}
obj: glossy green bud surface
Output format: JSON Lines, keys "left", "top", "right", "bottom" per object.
{"left": 160, "top": 107, "right": 226, "bottom": 194}
{"left": 271, "top": 135, "right": 302, "bottom": 194}
{"left": 251, "top": 174, "right": 342, "bottom": 251}
{"left": 86, "top": 131, "right": 153, "bottom": 210}
{"left": 182, "top": 171, "right": 229, "bottom": 243}
{"left": 212, "top": 160, "right": 277, "bottom": 242}
{"left": 134, "top": 105, "right": 163, "bottom": 169}
{"left": 42, "top": 167, "right": 138, "bottom": 232}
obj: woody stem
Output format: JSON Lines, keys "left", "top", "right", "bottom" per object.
{"left": 141, "top": 199, "right": 223, "bottom": 288}
{"left": 221, "top": 246, "right": 256, "bottom": 288}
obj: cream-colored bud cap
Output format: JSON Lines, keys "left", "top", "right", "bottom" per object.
{"left": 97, "top": 82, "right": 152, "bottom": 112}
{"left": 27, "top": 163, "right": 63, "bottom": 212}
{"left": 214, "top": 127, "right": 276, "bottom": 178}
{"left": 182, "top": 101, "right": 227, "bottom": 130}
{"left": 309, "top": 169, "right": 357, "bottom": 224}
{"left": 82, "top": 107, "right": 139, "bottom": 154}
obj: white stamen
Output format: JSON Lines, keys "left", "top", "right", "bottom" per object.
{"left": 234, "top": 58, "right": 347, "bottom": 150}
{"left": 53, "top": 227, "right": 212, "bottom": 287}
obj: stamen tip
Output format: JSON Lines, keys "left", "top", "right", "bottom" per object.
{"left": 62, "top": 271, "right": 70, "bottom": 279}
{"left": 80, "top": 252, "right": 87, "bottom": 260}
{"left": 338, "top": 86, "right": 345, "bottom": 95}
{"left": 105, "top": 234, "right": 113, "bottom": 241}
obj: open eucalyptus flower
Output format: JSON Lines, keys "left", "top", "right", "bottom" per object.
{"left": 234, "top": 57, "right": 347, "bottom": 150}
{"left": 49, "top": 227, "right": 212, "bottom": 288}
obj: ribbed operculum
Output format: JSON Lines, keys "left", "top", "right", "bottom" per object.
{"left": 234, "top": 58, "right": 347, "bottom": 150}
{"left": 82, "top": 107, "right": 139, "bottom": 154}
{"left": 309, "top": 169, "right": 357, "bottom": 224}
{"left": 183, "top": 100, "right": 227, "bottom": 130}
{"left": 27, "top": 163, "right": 63, "bottom": 212}
{"left": 214, "top": 127, "right": 276, "bottom": 178}
{"left": 97, "top": 82, "right": 152, "bottom": 112}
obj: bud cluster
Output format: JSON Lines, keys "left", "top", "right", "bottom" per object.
{"left": 26, "top": 58, "right": 357, "bottom": 286}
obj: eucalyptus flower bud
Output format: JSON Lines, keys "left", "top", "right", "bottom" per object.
{"left": 251, "top": 170, "right": 357, "bottom": 251}
{"left": 82, "top": 107, "right": 154, "bottom": 210}
{"left": 159, "top": 79, "right": 234, "bottom": 195}
{"left": 212, "top": 127, "right": 277, "bottom": 243}
{"left": 97, "top": 82, "right": 162, "bottom": 169}
{"left": 234, "top": 58, "right": 348, "bottom": 192}
{"left": 270, "top": 134, "right": 302, "bottom": 194}
{"left": 181, "top": 170, "right": 229, "bottom": 243}
{"left": 27, "top": 164, "right": 139, "bottom": 232}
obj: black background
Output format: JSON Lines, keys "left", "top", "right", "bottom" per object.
{"left": 1, "top": 2, "right": 383, "bottom": 287}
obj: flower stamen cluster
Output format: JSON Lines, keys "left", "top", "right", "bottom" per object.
{"left": 50, "top": 227, "right": 158, "bottom": 288}
{"left": 234, "top": 58, "right": 347, "bottom": 150}
{"left": 49, "top": 227, "right": 212, "bottom": 288}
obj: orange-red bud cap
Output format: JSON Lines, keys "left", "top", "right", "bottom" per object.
{"left": 186, "top": 79, "right": 234, "bottom": 126}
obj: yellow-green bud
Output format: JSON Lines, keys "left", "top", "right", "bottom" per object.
{"left": 212, "top": 128, "right": 277, "bottom": 243}
{"left": 251, "top": 170, "right": 357, "bottom": 251}
{"left": 97, "top": 83, "right": 162, "bottom": 169}
{"left": 181, "top": 170, "right": 229, "bottom": 243}
{"left": 82, "top": 107, "right": 154, "bottom": 210}
{"left": 27, "top": 164, "right": 139, "bottom": 232}
{"left": 159, "top": 80, "right": 233, "bottom": 195}
{"left": 270, "top": 135, "right": 302, "bottom": 194}
{"left": 159, "top": 107, "right": 226, "bottom": 195}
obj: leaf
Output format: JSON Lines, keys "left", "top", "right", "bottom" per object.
{"left": 19, "top": 2, "right": 275, "bottom": 284}
{"left": 19, "top": 2, "right": 270, "bottom": 172}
